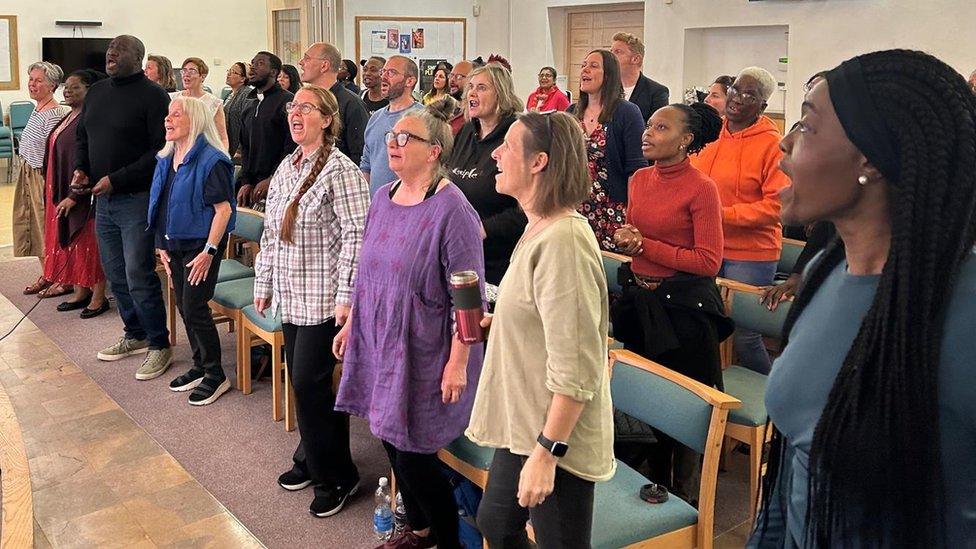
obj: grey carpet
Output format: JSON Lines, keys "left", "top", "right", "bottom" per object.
{"left": 0, "top": 257, "right": 751, "bottom": 547}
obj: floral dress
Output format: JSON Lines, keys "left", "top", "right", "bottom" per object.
{"left": 578, "top": 123, "right": 625, "bottom": 251}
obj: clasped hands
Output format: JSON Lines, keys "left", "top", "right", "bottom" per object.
{"left": 612, "top": 224, "right": 644, "bottom": 256}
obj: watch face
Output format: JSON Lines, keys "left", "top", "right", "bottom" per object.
{"left": 551, "top": 441, "right": 569, "bottom": 457}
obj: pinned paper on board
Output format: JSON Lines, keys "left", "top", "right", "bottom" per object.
{"left": 399, "top": 34, "right": 411, "bottom": 54}
{"left": 371, "top": 31, "right": 387, "bottom": 54}
{"left": 387, "top": 29, "right": 399, "bottom": 49}
{"left": 412, "top": 28, "right": 425, "bottom": 49}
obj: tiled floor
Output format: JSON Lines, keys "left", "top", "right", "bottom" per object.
{"left": 0, "top": 295, "right": 264, "bottom": 548}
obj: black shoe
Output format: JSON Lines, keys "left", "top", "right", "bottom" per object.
{"left": 278, "top": 468, "right": 312, "bottom": 491}
{"left": 310, "top": 481, "right": 360, "bottom": 518}
{"left": 57, "top": 295, "right": 92, "bottom": 312}
{"left": 79, "top": 300, "right": 110, "bottom": 319}
{"left": 170, "top": 369, "right": 205, "bottom": 392}
{"left": 188, "top": 376, "right": 230, "bottom": 406}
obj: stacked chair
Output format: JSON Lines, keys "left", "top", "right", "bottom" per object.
{"left": 8, "top": 101, "right": 33, "bottom": 151}
{"left": 0, "top": 102, "right": 14, "bottom": 182}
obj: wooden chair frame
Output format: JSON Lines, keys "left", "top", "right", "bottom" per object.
{"left": 239, "top": 311, "right": 295, "bottom": 431}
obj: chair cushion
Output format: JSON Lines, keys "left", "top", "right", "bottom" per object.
{"left": 592, "top": 460, "right": 698, "bottom": 548}
{"left": 212, "top": 278, "right": 254, "bottom": 309}
{"left": 722, "top": 365, "right": 768, "bottom": 427}
{"left": 443, "top": 435, "right": 494, "bottom": 471}
{"left": 241, "top": 304, "right": 282, "bottom": 333}
{"left": 0, "top": 127, "right": 11, "bottom": 139}
{"left": 217, "top": 259, "right": 254, "bottom": 283}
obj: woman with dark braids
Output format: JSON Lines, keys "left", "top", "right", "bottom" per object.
{"left": 256, "top": 85, "right": 369, "bottom": 518}
{"left": 609, "top": 102, "right": 733, "bottom": 502}
{"left": 750, "top": 50, "right": 976, "bottom": 547}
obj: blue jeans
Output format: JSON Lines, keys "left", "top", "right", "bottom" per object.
{"left": 720, "top": 259, "right": 777, "bottom": 374}
{"left": 95, "top": 192, "right": 170, "bottom": 349}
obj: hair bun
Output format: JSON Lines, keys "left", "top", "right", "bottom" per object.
{"left": 690, "top": 102, "right": 723, "bottom": 144}
{"left": 426, "top": 96, "right": 457, "bottom": 122}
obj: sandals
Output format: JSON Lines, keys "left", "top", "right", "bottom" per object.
{"left": 24, "top": 277, "right": 51, "bottom": 295}
{"left": 38, "top": 284, "right": 73, "bottom": 299}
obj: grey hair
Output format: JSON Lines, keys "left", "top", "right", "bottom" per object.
{"left": 737, "top": 66, "right": 777, "bottom": 102}
{"left": 159, "top": 96, "right": 228, "bottom": 158}
{"left": 28, "top": 62, "right": 64, "bottom": 88}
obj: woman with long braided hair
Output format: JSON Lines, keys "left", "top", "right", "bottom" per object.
{"left": 750, "top": 50, "right": 976, "bottom": 547}
{"left": 255, "top": 84, "right": 370, "bottom": 517}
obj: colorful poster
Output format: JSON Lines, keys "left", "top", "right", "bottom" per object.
{"left": 399, "top": 34, "right": 411, "bottom": 54}
{"left": 420, "top": 58, "right": 448, "bottom": 92}
{"left": 371, "top": 31, "right": 387, "bottom": 54}
{"left": 412, "top": 28, "right": 425, "bottom": 49}
{"left": 387, "top": 29, "right": 399, "bottom": 49}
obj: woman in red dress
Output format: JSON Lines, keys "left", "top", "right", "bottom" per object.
{"left": 42, "top": 69, "right": 109, "bottom": 318}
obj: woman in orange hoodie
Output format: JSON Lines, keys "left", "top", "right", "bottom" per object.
{"left": 691, "top": 66, "right": 790, "bottom": 374}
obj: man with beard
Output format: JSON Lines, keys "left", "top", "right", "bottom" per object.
{"left": 447, "top": 60, "right": 474, "bottom": 135}
{"left": 359, "top": 56, "right": 389, "bottom": 114}
{"left": 236, "top": 51, "right": 295, "bottom": 206}
{"left": 72, "top": 35, "right": 172, "bottom": 376}
{"left": 298, "top": 42, "right": 368, "bottom": 165}
{"left": 360, "top": 55, "right": 421, "bottom": 194}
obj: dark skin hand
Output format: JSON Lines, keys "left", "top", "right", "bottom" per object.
{"left": 612, "top": 224, "right": 644, "bottom": 256}
{"left": 760, "top": 273, "right": 800, "bottom": 311}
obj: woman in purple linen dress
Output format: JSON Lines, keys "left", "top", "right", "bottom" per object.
{"left": 334, "top": 100, "right": 484, "bottom": 549}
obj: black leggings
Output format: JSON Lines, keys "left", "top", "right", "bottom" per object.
{"left": 477, "top": 448, "right": 595, "bottom": 549}
{"left": 283, "top": 321, "right": 358, "bottom": 495}
{"left": 382, "top": 440, "right": 460, "bottom": 549}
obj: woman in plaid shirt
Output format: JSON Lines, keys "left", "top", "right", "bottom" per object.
{"left": 253, "top": 85, "right": 370, "bottom": 518}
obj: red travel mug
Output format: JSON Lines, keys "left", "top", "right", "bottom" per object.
{"left": 450, "top": 271, "right": 485, "bottom": 344}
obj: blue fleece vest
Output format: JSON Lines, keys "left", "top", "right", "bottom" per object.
{"left": 148, "top": 135, "right": 236, "bottom": 240}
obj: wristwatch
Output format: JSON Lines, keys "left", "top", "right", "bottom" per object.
{"left": 537, "top": 434, "right": 569, "bottom": 458}
{"left": 204, "top": 242, "right": 219, "bottom": 256}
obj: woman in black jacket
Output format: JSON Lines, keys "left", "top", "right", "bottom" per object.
{"left": 447, "top": 64, "right": 526, "bottom": 286}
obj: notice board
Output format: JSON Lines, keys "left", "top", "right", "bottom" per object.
{"left": 355, "top": 16, "right": 466, "bottom": 91}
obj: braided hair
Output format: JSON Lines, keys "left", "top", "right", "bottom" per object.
{"left": 759, "top": 50, "right": 976, "bottom": 546}
{"left": 670, "top": 102, "right": 722, "bottom": 155}
{"left": 279, "top": 85, "right": 341, "bottom": 244}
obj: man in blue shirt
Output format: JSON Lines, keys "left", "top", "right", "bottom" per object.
{"left": 360, "top": 55, "right": 421, "bottom": 195}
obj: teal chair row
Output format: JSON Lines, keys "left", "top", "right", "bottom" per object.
{"left": 716, "top": 278, "right": 792, "bottom": 521}
{"left": 775, "top": 238, "right": 805, "bottom": 279}
{"left": 439, "top": 350, "right": 741, "bottom": 549}
{"left": 9, "top": 101, "right": 33, "bottom": 147}
{"left": 220, "top": 87, "right": 232, "bottom": 101}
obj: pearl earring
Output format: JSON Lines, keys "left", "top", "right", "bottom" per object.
{"left": 858, "top": 175, "right": 868, "bottom": 186}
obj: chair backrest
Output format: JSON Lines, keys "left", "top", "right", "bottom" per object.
{"left": 9, "top": 101, "right": 33, "bottom": 130}
{"left": 233, "top": 207, "right": 265, "bottom": 242}
{"left": 729, "top": 287, "right": 792, "bottom": 338}
{"left": 610, "top": 349, "right": 740, "bottom": 546}
{"left": 601, "top": 251, "right": 630, "bottom": 295}
{"left": 777, "top": 238, "right": 805, "bottom": 275}
{"left": 220, "top": 87, "right": 232, "bottom": 101}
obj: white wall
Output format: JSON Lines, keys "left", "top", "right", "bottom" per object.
{"left": 340, "top": 0, "right": 478, "bottom": 63}
{"left": 1, "top": 1, "right": 267, "bottom": 108}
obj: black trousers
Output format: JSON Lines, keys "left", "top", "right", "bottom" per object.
{"left": 283, "top": 321, "right": 358, "bottom": 496}
{"left": 168, "top": 242, "right": 224, "bottom": 376}
{"left": 477, "top": 448, "right": 595, "bottom": 549}
{"left": 382, "top": 440, "right": 460, "bottom": 549}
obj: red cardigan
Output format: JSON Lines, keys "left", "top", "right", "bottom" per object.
{"left": 626, "top": 158, "right": 724, "bottom": 278}
{"left": 525, "top": 85, "right": 570, "bottom": 112}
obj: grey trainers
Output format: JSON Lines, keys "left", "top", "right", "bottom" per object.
{"left": 96, "top": 337, "right": 149, "bottom": 362}
{"left": 135, "top": 348, "right": 174, "bottom": 380}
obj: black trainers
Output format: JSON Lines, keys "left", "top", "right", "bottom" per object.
{"left": 188, "top": 376, "right": 230, "bottom": 406}
{"left": 169, "top": 369, "right": 205, "bottom": 392}
{"left": 310, "top": 481, "right": 360, "bottom": 518}
{"left": 278, "top": 468, "right": 312, "bottom": 491}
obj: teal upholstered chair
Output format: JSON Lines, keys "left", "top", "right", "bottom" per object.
{"left": 717, "top": 280, "right": 792, "bottom": 520}
{"left": 220, "top": 86, "right": 232, "bottom": 101}
{"left": 592, "top": 350, "right": 739, "bottom": 549}
{"left": 209, "top": 277, "right": 254, "bottom": 388}
{"left": 776, "top": 238, "right": 805, "bottom": 279}
{"left": 9, "top": 101, "right": 33, "bottom": 149}
{"left": 240, "top": 304, "right": 293, "bottom": 430}
{"left": 602, "top": 250, "right": 630, "bottom": 340}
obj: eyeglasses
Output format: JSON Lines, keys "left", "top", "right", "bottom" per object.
{"left": 285, "top": 102, "right": 324, "bottom": 115}
{"left": 449, "top": 72, "right": 467, "bottom": 81}
{"left": 385, "top": 130, "right": 432, "bottom": 148}
{"left": 380, "top": 68, "right": 401, "bottom": 78}
{"left": 182, "top": 68, "right": 201, "bottom": 76}
{"left": 727, "top": 87, "right": 760, "bottom": 105}
{"left": 538, "top": 73, "right": 555, "bottom": 79}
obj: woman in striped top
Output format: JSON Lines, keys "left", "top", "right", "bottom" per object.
{"left": 18, "top": 62, "right": 71, "bottom": 296}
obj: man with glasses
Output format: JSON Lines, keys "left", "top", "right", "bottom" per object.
{"left": 360, "top": 56, "right": 389, "bottom": 114}
{"left": 449, "top": 61, "right": 473, "bottom": 100}
{"left": 361, "top": 55, "right": 422, "bottom": 194}
{"left": 298, "top": 42, "right": 368, "bottom": 165}
{"left": 237, "top": 51, "right": 295, "bottom": 207}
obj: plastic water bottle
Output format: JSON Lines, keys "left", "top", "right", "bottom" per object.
{"left": 393, "top": 491, "right": 407, "bottom": 535}
{"left": 372, "top": 477, "right": 394, "bottom": 540}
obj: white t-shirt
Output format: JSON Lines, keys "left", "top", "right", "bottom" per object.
{"left": 623, "top": 85, "right": 636, "bottom": 101}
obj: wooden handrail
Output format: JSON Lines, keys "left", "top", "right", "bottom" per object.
{"left": 609, "top": 349, "right": 741, "bottom": 410}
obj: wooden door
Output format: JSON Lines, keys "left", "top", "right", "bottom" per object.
{"left": 566, "top": 7, "right": 644, "bottom": 97}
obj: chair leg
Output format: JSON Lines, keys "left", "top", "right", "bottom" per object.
{"left": 748, "top": 430, "right": 764, "bottom": 522}
{"left": 284, "top": 358, "right": 296, "bottom": 432}
{"left": 272, "top": 341, "right": 283, "bottom": 421}
{"left": 241, "top": 327, "right": 253, "bottom": 395}
{"left": 235, "top": 313, "right": 245, "bottom": 391}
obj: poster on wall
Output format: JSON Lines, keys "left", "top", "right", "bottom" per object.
{"left": 412, "top": 29, "right": 425, "bottom": 49}
{"left": 399, "top": 34, "right": 411, "bottom": 54}
{"left": 387, "top": 29, "right": 399, "bottom": 49}
{"left": 371, "top": 31, "right": 387, "bottom": 54}
{"left": 420, "top": 58, "right": 448, "bottom": 92}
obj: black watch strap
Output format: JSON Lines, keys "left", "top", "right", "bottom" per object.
{"left": 537, "top": 434, "right": 569, "bottom": 458}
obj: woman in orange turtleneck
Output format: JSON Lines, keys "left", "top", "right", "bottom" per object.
{"left": 610, "top": 102, "right": 732, "bottom": 503}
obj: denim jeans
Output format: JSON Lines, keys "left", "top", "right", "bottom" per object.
{"left": 720, "top": 259, "right": 777, "bottom": 374}
{"left": 95, "top": 192, "right": 170, "bottom": 349}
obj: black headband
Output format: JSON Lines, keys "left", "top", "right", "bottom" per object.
{"left": 825, "top": 57, "right": 900, "bottom": 183}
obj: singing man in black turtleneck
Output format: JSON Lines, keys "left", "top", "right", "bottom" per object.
{"left": 72, "top": 34, "right": 173, "bottom": 373}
